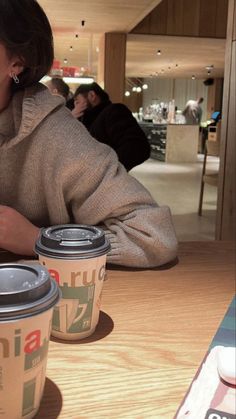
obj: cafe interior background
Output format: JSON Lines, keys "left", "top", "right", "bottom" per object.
{"left": 39, "top": 0, "right": 235, "bottom": 243}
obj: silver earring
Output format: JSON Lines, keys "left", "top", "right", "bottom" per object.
{"left": 12, "top": 72, "right": 19, "bottom": 84}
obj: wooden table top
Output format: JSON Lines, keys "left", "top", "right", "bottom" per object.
{"left": 1, "top": 241, "right": 235, "bottom": 418}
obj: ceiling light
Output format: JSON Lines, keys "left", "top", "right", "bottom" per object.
{"left": 125, "top": 91, "right": 130, "bottom": 97}
{"left": 69, "top": 46, "right": 73, "bottom": 51}
{"left": 136, "top": 86, "right": 142, "bottom": 92}
{"left": 205, "top": 65, "right": 214, "bottom": 76}
{"left": 75, "top": 34, "right": 79, "bottom": 39}
{"left": 192, "top": 75, "right": 196, "bottom": 80}
{"left": 132, "top": 86, "right": 137, "bottom": 92}
{"left": 63, "top": 58, "right": 68, "bottom": 64}
{"left": 142, "top": 84, "right": 148, "bottom": 90}
{"left": 157, "top": 50, "right": 161, "bottom": 55}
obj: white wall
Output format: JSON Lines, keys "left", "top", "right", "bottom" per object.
{"left": 142, "top": 78, "right": 208, "bottom": 121}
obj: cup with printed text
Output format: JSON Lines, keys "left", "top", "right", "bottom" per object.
{"left": 35, "top": 224, "right": 110, "bottom": 341}
{"left": 0, "top": 263, "right": 60, "bottom": 419}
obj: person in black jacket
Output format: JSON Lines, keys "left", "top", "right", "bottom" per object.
{"left": 71, "top": 82, "right": 150, "bottom": 171}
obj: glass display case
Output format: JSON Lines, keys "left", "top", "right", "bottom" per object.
{"left": 139, "top": 122, "right": 167, "bottom": 161}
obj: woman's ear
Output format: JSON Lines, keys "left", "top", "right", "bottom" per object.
{"left": 10, "top": 57, "right": 25, "bottom": 77}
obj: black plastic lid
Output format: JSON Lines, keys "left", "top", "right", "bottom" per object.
{"left": 35, "top": 224, "right": 110, "bottom": 259}
{"left": 0, "top": 264, "right": 60, "bottom": 321}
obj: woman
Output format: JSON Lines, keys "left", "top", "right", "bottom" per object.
{"left": 0, "top": 0, "right": 177, "bottom": 268}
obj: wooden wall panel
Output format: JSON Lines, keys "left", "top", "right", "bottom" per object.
{"left": 166, "top": 0, "right": 184, "bottom": 36}
{"left": 132, "top": 15, "right": 150, "bottom": 34}
{"left": 214, "top": 78, "right": 224, "bottom": 112}
{"left": 234, "top": 0, "right": 236, "bottom": 39}
{"left": 182, "top": 0, "right": 200, "bottom": 37}
{"left": 199, "top": 0, "right": 217, "bottom": 38}
{"left": 216, "top": 0, "right": 229, "bottom": 38}
{"left": 150, "top": 0, "right": 168, "bottom": 34}
{"left": 102, "top": 33, "right": 127, "bottom": 103}
{"left": 206, "top": 78, "right": 224, "bottom": 118}
{"left": 97, "top": 34, "right": 105, "bottom": 88}
{"left": 220, "top": 43, "right": 236, "bottom": 238}
{"left": 216, "top": 0, "right": 236, "bottom": 240}
{"left": 131, "top": 0, "right": 228, "bottom": 39}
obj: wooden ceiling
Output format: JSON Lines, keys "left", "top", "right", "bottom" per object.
{"left": 126, "top": 35, "right": 225, "bottom": 79}
{"left": 37, "top": 0, "right": 226, "bottom": 79}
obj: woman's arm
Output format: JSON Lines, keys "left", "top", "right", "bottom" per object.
{"left": 0, "top": 205, "right": 40, "bottom": 255}
{"left": 56, "top": 120, "right": 178, "bottom": 268}
{"left": 0, "top": 107, "right": 178, "bottom": 268}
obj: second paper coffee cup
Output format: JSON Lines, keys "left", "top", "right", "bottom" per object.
{"left": 35, "top": 224, "right": 110, "bottom": 341}
{"left": 0, "top": 263, "right": 60, "bottom": 419}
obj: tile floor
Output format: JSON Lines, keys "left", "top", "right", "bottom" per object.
{"left": 130, "top": 154, "right": 219, "bottom": 241}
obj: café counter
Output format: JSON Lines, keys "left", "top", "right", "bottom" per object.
{"left": 140, "top": 122, "right": 199, "bottom": 163}
{"left": 0, "top": 241, "right": 235, "bottom": 418}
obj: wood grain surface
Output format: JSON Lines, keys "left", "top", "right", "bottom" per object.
{"left": 1, "top": 241, "right": 235, "bottom": 418}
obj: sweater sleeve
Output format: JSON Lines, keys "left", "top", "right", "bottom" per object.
{"left": 46, "top": 112, "right": 178, "bottom": 268}
{"left": 54, "top": 118, "right": 178, "bottom": 268}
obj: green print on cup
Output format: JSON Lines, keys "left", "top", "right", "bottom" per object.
{"left": 53, "top": 284, "right": 95, "bottom": 334}
{"left": 24, "top": 337, "right": 49, "bottom": 371}
{"left": 22, "top": 378, "right": 36, "bottom": 416}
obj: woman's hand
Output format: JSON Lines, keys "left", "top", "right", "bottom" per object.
{"left": 0, "top": 205, "right": 40, "bottom": 255}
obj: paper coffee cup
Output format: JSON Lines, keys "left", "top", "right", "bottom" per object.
{"left": 35, "top": 224, "right": 110, "bottom": 341}
{"left": 0, "top": 263, "right": 60, "bottom": 419}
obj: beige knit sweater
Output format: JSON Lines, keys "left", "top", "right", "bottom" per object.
{"left": 0, "top": 83, "right": 178, "bottom": 267}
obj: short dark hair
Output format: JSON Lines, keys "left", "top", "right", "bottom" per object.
{"left": 0, "top": 0, "right": 54, "bottom": 91}
{"left": 50, "top": 78, "right": 70, "bottom": 99}
{"left": 74, "top": 82, "right": 110, "bottom": 102}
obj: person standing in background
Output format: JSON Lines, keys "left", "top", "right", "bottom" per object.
{"left": 71, "top": 82, "right": 151, "bottom": 171}
{"left": 182, "top": 97, "right": 204, "bottom": 125}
